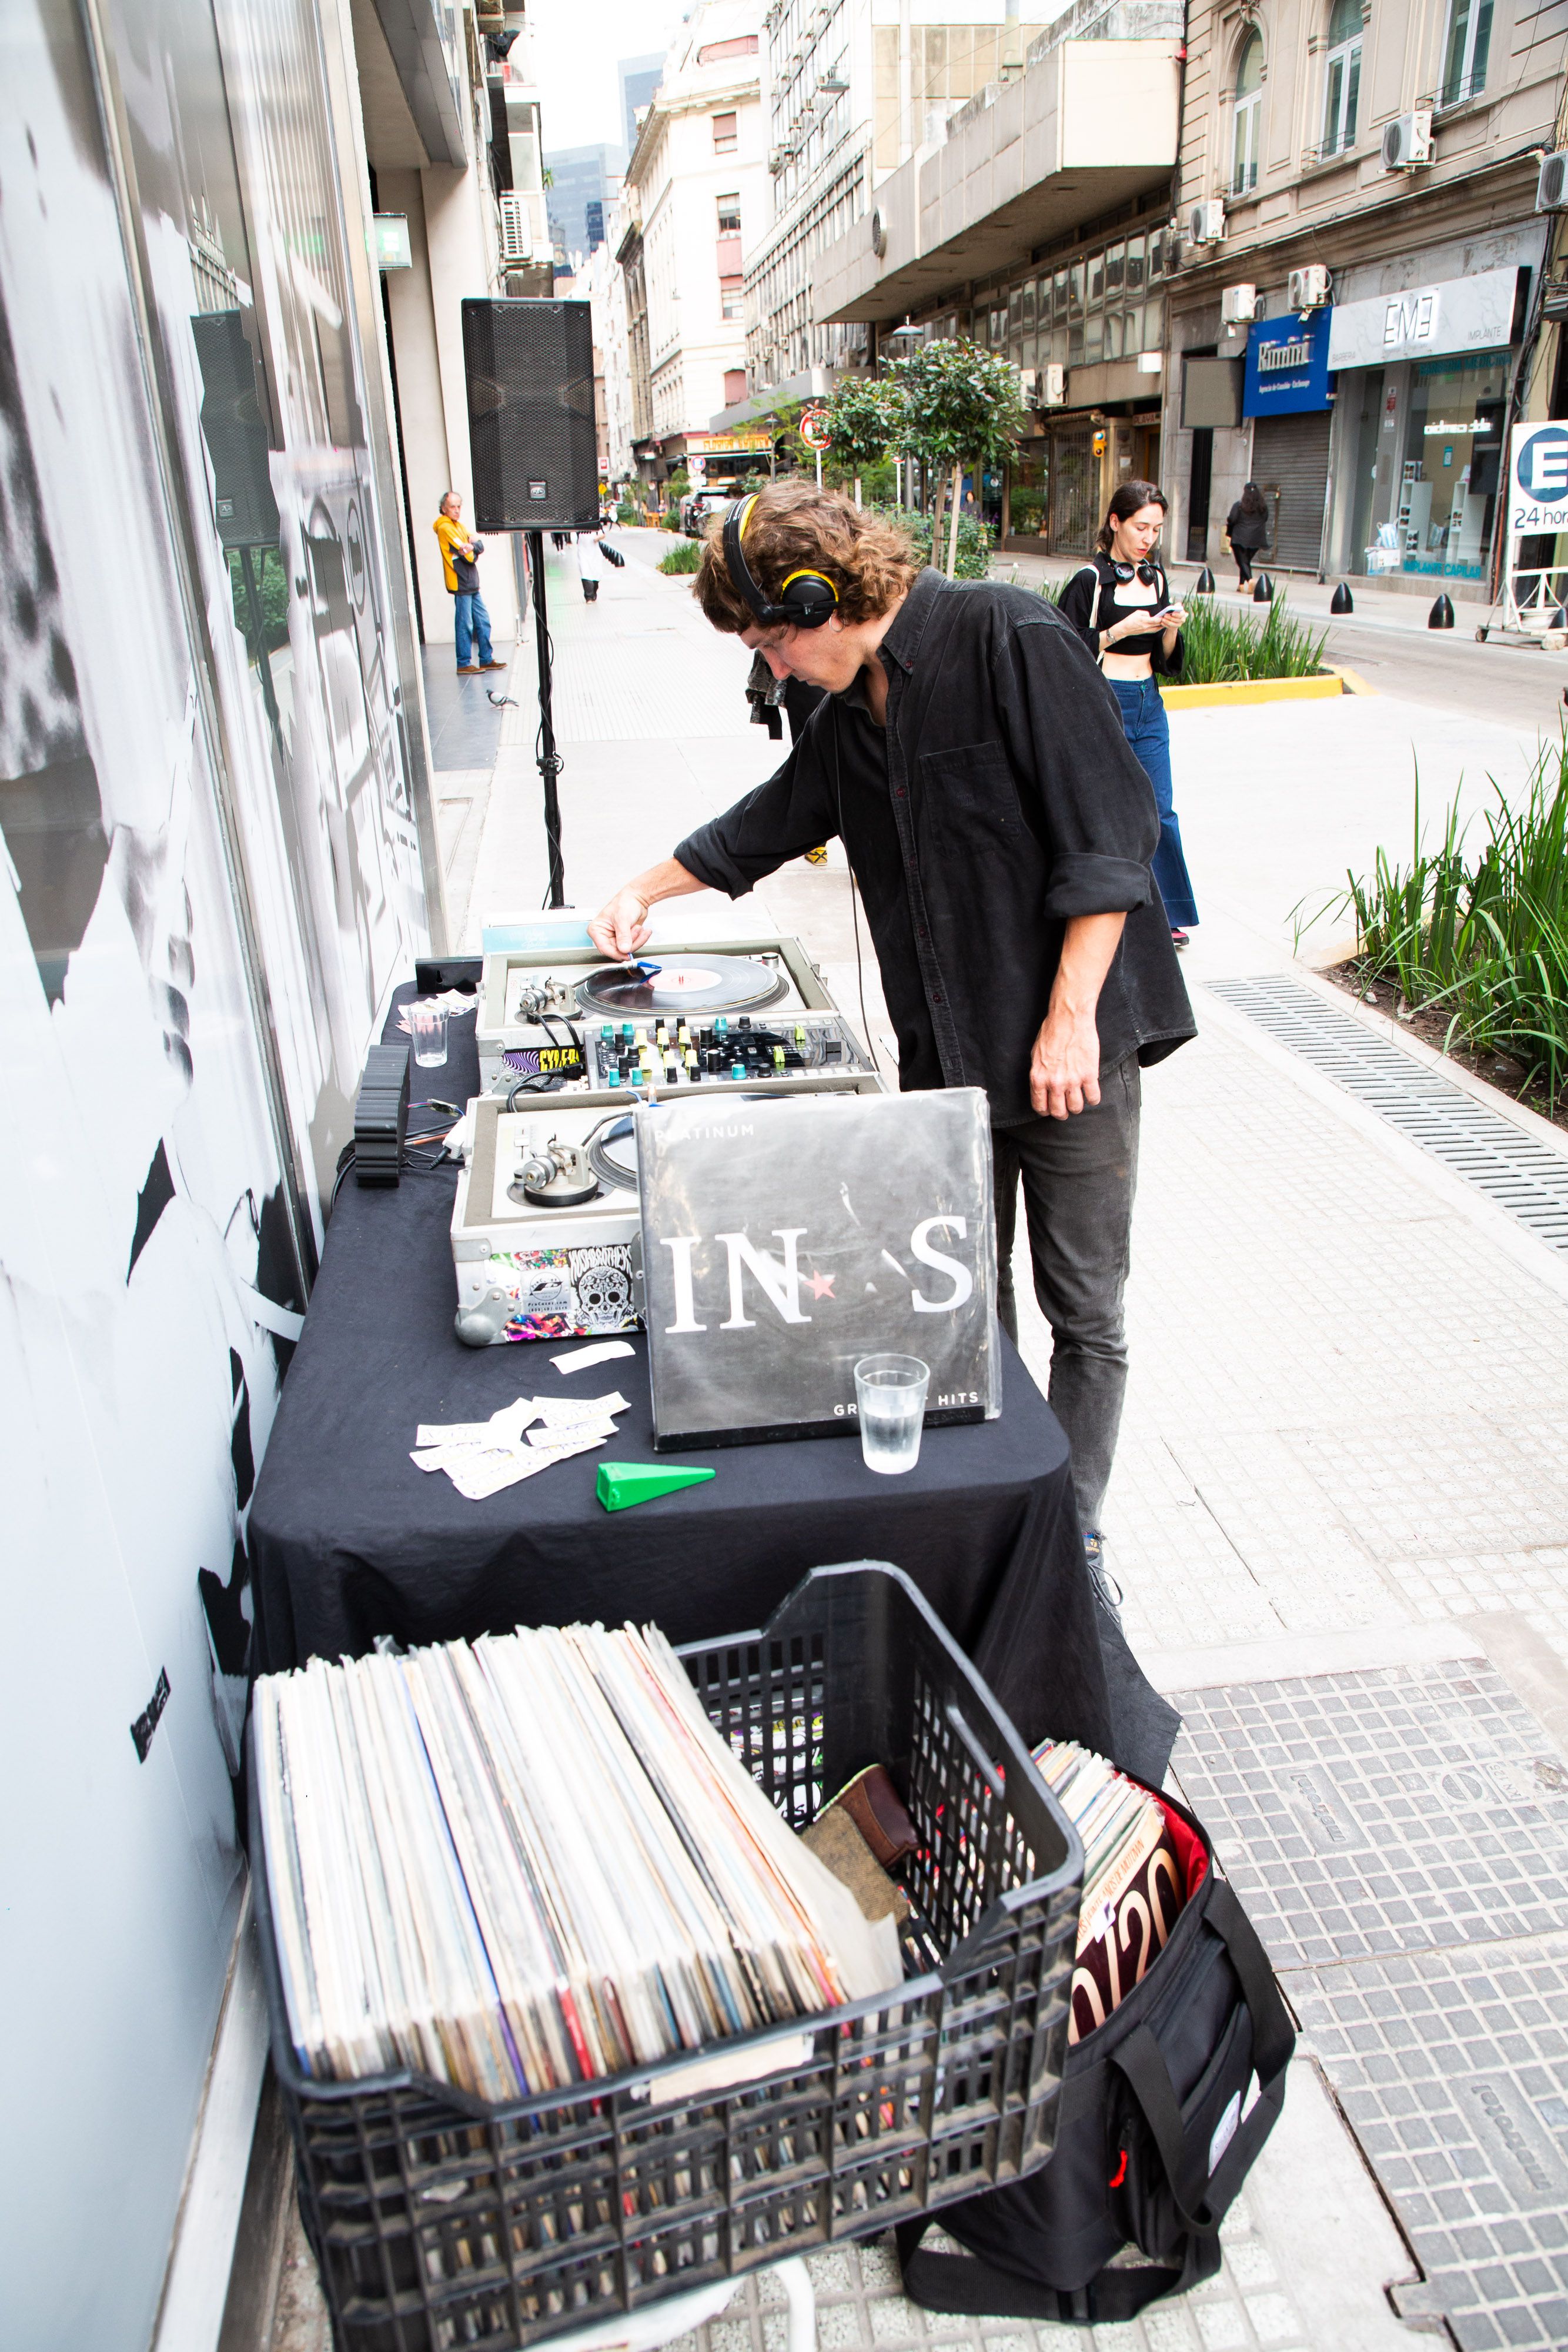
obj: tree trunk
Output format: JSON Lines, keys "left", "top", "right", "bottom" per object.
{"left": 928, "top": 466, "right": 947, "bottom": 576}
{"left": 853, "top": 475, "right": 862, "bottom": 509}
{"left": 945, "top": 460, "right": 963, "bottom": 576}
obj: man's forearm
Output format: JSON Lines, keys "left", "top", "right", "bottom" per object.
{"left": 1049, "top": 911, "right": 1126, "bottom": 1018}
{"left": 1031, "top": 911, "right": 1127, "bottom": 1118}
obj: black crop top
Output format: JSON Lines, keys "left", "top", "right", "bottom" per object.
{"left": 1057, "top": 556, "right": 1185, "bottom": 679}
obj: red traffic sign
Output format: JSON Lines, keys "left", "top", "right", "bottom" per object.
{"left": 798, "top": 405, "right": 833, "bottom": 452}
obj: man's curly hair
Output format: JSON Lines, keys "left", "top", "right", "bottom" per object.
{"left": 693, "top": 481, "right": 921, "bottom": 634}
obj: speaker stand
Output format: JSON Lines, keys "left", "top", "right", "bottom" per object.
{"left": 527, "top": 528, "right": 566, "bottom": 907}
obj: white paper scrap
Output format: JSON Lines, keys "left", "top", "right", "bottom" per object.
{"left": 532, "top": 1391, "right": 630, "bottom": 1427}
{"left": 551, "top": 1340, "right": 636, "bottom": 1374}
{"left": 444, "top": 1426, "right": 608, "bottom": 1501}
{"left": 527, "top": 1418, "right": 616, "bottom": 1448}
{"left": 416, "top": 1399, "right": 541, "bottom": 1448}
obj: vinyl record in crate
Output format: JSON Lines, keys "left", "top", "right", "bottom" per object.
{"left": 576, "top": 955, "right": 787, "bottom": 1020}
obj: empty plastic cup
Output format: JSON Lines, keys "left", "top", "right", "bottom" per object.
{"left": 854, "top": 1354, "right": 930, "bottom": 1475}
{"left": 410, "top": 1005, "right": 448, "bottom": 1067}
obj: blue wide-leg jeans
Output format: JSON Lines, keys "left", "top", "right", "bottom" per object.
{"left": 1108, "top": 676, "right": 1198, "bottom": 930}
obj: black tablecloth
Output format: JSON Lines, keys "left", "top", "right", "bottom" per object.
{"left": 248, "top": 997, "right": 1178, "bottom": 1784}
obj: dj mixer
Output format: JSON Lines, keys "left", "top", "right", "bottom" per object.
{"left": 580, "top": 1011, "right": 872, "bottom": 1092}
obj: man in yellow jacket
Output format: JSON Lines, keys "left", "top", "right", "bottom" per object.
{"left": 433, "top": 491, "right": 505, "bottom": 673}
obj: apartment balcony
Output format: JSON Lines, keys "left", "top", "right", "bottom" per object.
{"left": 813, "top": 2, "right": 1182, "bottom": 326}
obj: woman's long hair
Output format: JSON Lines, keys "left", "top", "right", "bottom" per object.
{"left": 1096, "top": 479, "right": 1168, "bottom": 553}
{"left": 1238, "top": 480, "right": 1268, "bottom": 519}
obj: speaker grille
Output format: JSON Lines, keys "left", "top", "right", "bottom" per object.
{"left": 462, "top": 299, "right": 599, "bottom": 533}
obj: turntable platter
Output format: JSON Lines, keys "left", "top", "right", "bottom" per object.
{"left": 576, "top": 956, "right": 787, "bottom": 1021}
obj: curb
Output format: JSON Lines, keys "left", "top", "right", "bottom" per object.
{"left": 1160, "top": 672, "right": 1345, "bottom": 711}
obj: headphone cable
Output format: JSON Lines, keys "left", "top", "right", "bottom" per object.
{"left": 831, "top": 701, "right": 882, "bottom": 1078}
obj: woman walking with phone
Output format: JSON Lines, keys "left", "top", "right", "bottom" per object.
{"left": 1059, "top": 481, "right": 1199, "bottom": 946}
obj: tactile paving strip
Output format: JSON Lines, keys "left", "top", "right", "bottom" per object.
{"left": 1170, "top": 1661, "right": 1568, "bottom": 2352}
{"left": 1206, "top": 973, "right": 1568, "bottom": 1253}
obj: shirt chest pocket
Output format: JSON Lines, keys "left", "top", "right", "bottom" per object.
{"left": 917, "top": 740, "right": 1033, "bottom": 852}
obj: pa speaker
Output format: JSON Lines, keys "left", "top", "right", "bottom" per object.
{"left": 462, "top": 298, "right": 599, "bottom": 532}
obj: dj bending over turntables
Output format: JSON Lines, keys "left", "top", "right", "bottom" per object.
{"left": 587, "top": 484, "right": 1194, "bottom": 1613}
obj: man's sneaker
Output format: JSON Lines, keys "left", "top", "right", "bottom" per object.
{"left": 1082, "top": 1528, "right": 1124, "bottom": 1618}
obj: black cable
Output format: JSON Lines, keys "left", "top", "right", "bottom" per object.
{"left": 831, "top": 702, "right": 881, "bottom": 1075}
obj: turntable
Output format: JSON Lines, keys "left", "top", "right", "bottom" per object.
{"left": 450, "top": 1080, "right": 874, "bottom": 1345}
{"left": 474, "top": 931, "right": 873, "bottom": 1101}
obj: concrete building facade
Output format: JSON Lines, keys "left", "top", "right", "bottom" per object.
{"left": 1166, "top": 0, "right": 1567, "bottom": 594}
{"left": 620, "top": 1, "right": 768, "bottom": 486}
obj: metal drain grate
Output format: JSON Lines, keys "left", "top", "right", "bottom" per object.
{"left": 1208, "top": 974, "right": 1568, "bottom": 1252}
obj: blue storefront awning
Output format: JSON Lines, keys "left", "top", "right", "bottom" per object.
{"left": 1243, "top": 307, "right": 1333, "bottom": 417}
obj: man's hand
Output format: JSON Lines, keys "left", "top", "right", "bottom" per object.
{"left": 587, "top": 888, "right": 653, "bottom": 961}
{"left": 587, "top": 857, "right": 707, "bottom": 960}
{"left": 1031, "top": 1005, "right": 1102, "bottom": 1118}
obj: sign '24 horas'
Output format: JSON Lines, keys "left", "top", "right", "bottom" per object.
{"left": 635, "top": 1090, "right": 1001, "bottom": 1449}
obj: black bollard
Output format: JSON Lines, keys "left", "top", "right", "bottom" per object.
{"left": 1194, "top": 566, "right": 1216, "bottom": 594}
{"left": 1428, "top": 593, "right": 1455, "bottom": 629}
{"left": 1252, "top": 573, "right": 1274, "bottom": 603}
{"left": 1330, "top": 580, "right": 1354, "bottom": 614}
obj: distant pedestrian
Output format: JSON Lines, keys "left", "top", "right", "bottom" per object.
{"left": 433, "top": 492, "right": 505, "bottom": 674}
{"left": 1059, "top": 480, "right": 1199, "bottom": 947}
{"left": 1224, "top": 482, "right": 1270, "bottom": 590}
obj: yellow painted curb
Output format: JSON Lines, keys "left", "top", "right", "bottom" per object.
{"left": 1159, "top": 672, "right": 1345, "bottom": 710}
{"left": 1326, "top": 664, "right": 1376, "bottom": 696}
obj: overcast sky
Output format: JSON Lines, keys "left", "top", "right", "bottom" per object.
{"left": 530, "top": 0, "right": 683, "bottom": 157}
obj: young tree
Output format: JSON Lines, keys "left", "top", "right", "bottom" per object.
{"left": 887, "top": 339, "right": 1024, "bottom": 576}
{"left": 821, "top": 376, "right": 904, "bottom": 508}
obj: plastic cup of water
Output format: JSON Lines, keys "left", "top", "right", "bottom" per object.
{"left": 854, "top": 1354, "right": 931, "bottom": 1475}
{"left": 411, "top": 1005, "right": 448, "bottom": 1067}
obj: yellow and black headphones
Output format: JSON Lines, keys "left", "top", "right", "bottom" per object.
{"left": 722, "top": 493, "right": 840, "bottom": 630}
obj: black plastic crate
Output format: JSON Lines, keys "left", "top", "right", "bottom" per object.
{"left": 252, "top": 1562, "right": 1084, "bottom": 2352}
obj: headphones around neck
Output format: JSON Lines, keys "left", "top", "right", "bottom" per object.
{"left": 1111, "top": 557, "right": 1161, "bottom": 584}
{"left": 723, "top": 495, "right": 840, "bottom": 630}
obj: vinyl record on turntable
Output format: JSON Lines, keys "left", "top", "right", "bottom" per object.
{"left": 576, "top": 955, "right": 787, "bottom": 1020}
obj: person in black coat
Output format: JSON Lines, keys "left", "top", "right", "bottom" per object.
{"left": 1224, "top": 482, "right": 1269, "bottom": 588}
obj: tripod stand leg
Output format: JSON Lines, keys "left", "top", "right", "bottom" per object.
{"left": 528, "top": 527, "right": 567, "bottom": 907}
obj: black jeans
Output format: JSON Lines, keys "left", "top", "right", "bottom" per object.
{"left": 992, "top": 1055, "right": 1141, "bottom": 1531}
{"left": 1234, "top": 544, "right": 1255, "bottom": 585}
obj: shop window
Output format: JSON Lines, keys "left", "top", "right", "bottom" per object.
{"left": 1375, "top": 350, "right": 1507, "bottom": 582}
{"left": 1440, "top": 0, "right": 1492, "bottom": 103}
{"left": 1233, "top": 32, "right": 1263, "bottom": 192}
{"left": 717, "top": 193, "right": 741, "bottom": 233}
{"left": 720, "top": 273, "right": 744, "bottom": 320}
{"left": 1320, "top": 0, "right": 1362, "bottom": 158}
{"left": 713, "top": 111, "right": 738, "bottom": 153}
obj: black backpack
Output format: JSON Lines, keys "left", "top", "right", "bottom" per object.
{"left": 897, "top": 1795, "right": 1295, "bottom": 2327}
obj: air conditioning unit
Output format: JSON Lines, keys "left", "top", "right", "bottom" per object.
{"left": 1188, "top": 199, "right": 1226, "bottom": 246}
{"left": 498, "top": 194, "right": 532, "bottom": 264}
{"left": 1288, "top": 263, "right": 1331, "bottom": 310}
{"left": 1043, "top": 363, "right": 1066, "bottom": 406}
{"left": 1381, "top": 110, "right": 1433, "bottom": 169}
{"left": 1537, "top": 151, "right": 1568, "bottom": 210}
{"left": 1220, "top": 283, "right": 1258, "bottom": 323}
{"left": 1017, "top": 366, "right": 1039, "bottom": 406}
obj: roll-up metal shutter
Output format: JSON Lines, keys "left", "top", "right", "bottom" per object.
{"left": 1251, "top": 410, "right": 1332, "bottom": 571}
{"left": 1050, "top": 426, "right": 1096, "bottom": 553}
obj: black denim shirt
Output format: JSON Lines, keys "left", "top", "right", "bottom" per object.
{"left": 674, "top": 569, "right": 1196, "bottom": 1127}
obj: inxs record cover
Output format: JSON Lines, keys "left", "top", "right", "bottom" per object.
{"left": 636, "top": 1089, "right": 1000, "bottom": 1448}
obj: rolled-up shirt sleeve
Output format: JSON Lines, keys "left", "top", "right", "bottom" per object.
{"left": 997, "top": 612, "right": 1159, "bottom": 919}
{"left": 674, "top": 729, "right": 840, "bottom": 898}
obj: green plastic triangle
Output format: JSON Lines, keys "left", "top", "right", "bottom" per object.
{"left": 596, "top": 1461, "right": 717, "bottom": 1513}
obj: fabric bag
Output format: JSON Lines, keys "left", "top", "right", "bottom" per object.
{"left": 896, "top": 1792, "right": 1294, "bottom": 2327}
